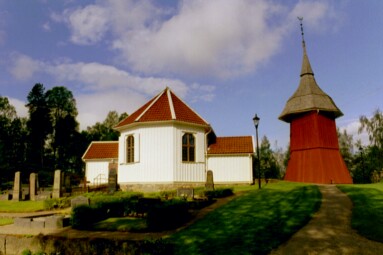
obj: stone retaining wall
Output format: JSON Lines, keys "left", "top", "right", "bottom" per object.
{"left": 0, "top": 234, "right": 171, "bottom": 255}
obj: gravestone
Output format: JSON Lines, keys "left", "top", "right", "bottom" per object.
{"left": 52, "top": 169, "right": 62, "bottom": 198}
{"left": 29, "top": 173, "right": 38, "bottom": 201}
{"left": 108, "top": 162, "right": 118, "bottom": 193}
{"left": 71, "top": 196, "right": 90, "bottom": 209}
{"left": 177, "top": 188, "right": 194, "bottom": 199}
{"left": 12, "top": 171, "right": 22, "bottom": 201}
{"left": 205, "top": 170, "right": 214, "bottom": 191}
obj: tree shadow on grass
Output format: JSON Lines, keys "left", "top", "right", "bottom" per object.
{"left": 171, "top": 184, "right": 321, "bottom": 255}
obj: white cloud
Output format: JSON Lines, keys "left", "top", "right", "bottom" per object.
{"left": 8, "top": 53, "right": 215, "bottom": 129}
{"left": 55, "top": 0, "right": 341, "bottom": 78}
{"left": 8, "top": 97, "right": 28, "bottom": 118}
{"left": 9, "top": 54, "right": 42, "bottom": 81}
{"left": 338, "top": 119, "right": 369, "bottom": 146}
{"left": 66, "top": 4, "right": 110, "bottom": 45}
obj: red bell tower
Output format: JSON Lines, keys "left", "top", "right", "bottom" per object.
{"left": 279, "top": 18, "right": 352, "bottom": 184}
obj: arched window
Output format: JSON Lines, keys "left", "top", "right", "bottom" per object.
{"left": 182, "top": 133, "right": 195, "bottom": 162}
{"left": 126, "top": 135, "right": 134, "bottom": 163}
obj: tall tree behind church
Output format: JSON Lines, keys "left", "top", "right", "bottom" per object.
{"left": 26, "top": 83, "right": 52, "bottom": 170}
{"left": 45, "top": 86, "right": 80, "bottom": 172}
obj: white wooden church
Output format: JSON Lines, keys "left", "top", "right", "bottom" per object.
{"left": 82, "top": 87, "right": 254, "bottom": 191}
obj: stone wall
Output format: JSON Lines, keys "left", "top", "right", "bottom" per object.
{"left": 0, "top": 234, "right": 171, "bottom": 255}
{"left": 119, "top": 182, "right": 206, "bottom": 192}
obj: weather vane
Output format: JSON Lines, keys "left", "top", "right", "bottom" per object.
{"left": 297, "top": 17, "right": 305, "bottom": 46}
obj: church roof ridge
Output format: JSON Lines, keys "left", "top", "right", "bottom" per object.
{"left": 115, "top": 87, "right": 210, "bottom": 129}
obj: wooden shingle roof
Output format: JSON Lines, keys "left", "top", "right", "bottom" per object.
{"left": 279, "top": 42, "right": 343, "bottom": 122}
{"left": 208, "top": 136, "right": 254, "bottom": 155}
{"left": 115, "top": 87, "right": 209, "bottom": 130}
{"left": 82, "top": 141, "right": 118, "bottom": 160}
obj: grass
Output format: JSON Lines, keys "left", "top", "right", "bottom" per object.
{"left": 93, "top": 217, "right": 147, "bottom": 232}
{"left": 0, "top": 200, "right": 45, "bottom": 212}
{"left": 0, "top": 217, "right": 13, "bottom": 226}
{"left": 338, "top": 183, "right": 383, "bottom": 242}
{"left": 170, "top": 182, "right": 321, "bottom": 255}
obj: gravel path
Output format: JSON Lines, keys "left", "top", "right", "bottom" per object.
{"left": 270, "top": 185, "right": 383, "bottom": 255}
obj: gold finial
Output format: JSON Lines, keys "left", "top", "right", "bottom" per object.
{"left": 297, "top": 16, "right": 305, "bottom": 47}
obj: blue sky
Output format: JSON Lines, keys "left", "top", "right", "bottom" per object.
{"left": 0, "top": 0, "right": 382, "bottom": 150}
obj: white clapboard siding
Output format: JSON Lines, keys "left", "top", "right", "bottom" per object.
{"left": 118, "top": 123, "right": 207, "bottom": 184}
{"left": 207, "top": 155, "right": 253, "bottom": 183}
{"left": 173, "top": 124, "right": 206, "bottom": 182}
{"left": 85, "top": 161, "right": 109, "bottom": 184}
{"left": 118, "top": 124, "right": 175, "bottom": 183}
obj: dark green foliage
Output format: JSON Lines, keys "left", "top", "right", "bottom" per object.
{"left": 43, "top": 197, "right": 71, "bottom": 210}
{"left": 71, "top": 205, "right": 95, "bottom": 229}
{"left": 71, "top": 193, "right": 144, "bottom": 229}
{"left": 204, "top": 188, "right": 233, "bottom": 198}
{"left": 147, "top": 199, "right": 190, "bottom": 231}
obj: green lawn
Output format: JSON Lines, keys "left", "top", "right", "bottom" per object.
{"left": 0, "top": 200, "right": 45, "bottom": 212}
{"left": 0, "top": 217, "right": 13, "bottom": 226}
{"left": 170, "top": 182, "right": 321, "bottom": 255}
{"left": 338, "top": 183, "right": 383, "bottom": 242}
{"left": 93, "top": 217, "right": 147, "bottom": 232}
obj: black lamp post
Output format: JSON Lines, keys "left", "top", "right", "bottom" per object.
{"left": 253, "top": 114, "right": 261, "bottom": 189}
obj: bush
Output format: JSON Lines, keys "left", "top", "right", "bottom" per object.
{"left": 71, "top": 194, "right": 145, "bottom": 229}
{"left": 204, "top": 188, "right": 233, "bottom": 199}
{"left": 43, "top": 197, "right": 71, "bottom": 210}
{"left": 146, "top": 199, "right": 190, "bottom": 231}
{"left": 71, "top": 204, "right": 95, "bottom": 229}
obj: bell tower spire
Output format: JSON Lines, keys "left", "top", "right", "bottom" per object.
{"left": 298, "top": 17, "right": 314, "bottom": 77}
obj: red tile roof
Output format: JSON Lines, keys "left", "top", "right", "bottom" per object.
{"left": 115, "top": 87, "right": 209, "bottom": 129}
{"left": 82, "top": 141, "right": 118, "bottom": 160}
{"left": 208, "top": 136, "right": 254, "bottom": 154}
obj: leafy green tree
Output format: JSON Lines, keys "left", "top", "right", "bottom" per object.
{"left": 45, "top": 86, "right": 80, "bottom": 171}
{"left": 26, "top": 83, "right": 52, "bottom": 170}
{"left": 0, "top": 96, "right": 27, "bottom": 181}
{"left": 337, "top": 128, "right": 354, "bottom": 170}
{"left": 258, "top": 136, "right": 281, "bottom": 180}
{"left": 84, "top": 111, "right": 127, "bottom": 141}
{"left": 359, "top": 109, "right": 383, "bottom": 149}
{"left": 358, "top": 109, "right": 383, "bottom": 182}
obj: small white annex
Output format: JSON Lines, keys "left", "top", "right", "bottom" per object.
{"left": 82, "top": 87, "right": 254, "bottom": 190}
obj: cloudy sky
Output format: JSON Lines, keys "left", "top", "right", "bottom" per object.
{"left": 0, "top": 0, "right": 382, "bottom": 149}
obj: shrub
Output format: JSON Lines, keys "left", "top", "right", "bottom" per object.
{"left": 204, "top": 188, "right": 234, "bottom": 199}
{"left": 43, "top": 197, "right": 71, "bottom": 210}
{"left": 71, "top": 204, "right": 95, "bottom": 229}
{"left": 146, "top": 199, "right": 190, "bottom": 231}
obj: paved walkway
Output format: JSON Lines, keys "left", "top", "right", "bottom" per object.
{"left": 270, "top": 185, "right": 383, "bottom": 255}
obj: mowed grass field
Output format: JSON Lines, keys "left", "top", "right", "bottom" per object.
{"left": 338, "top": 183, "right": 383, "bottom": 242}
{"left": 0, "top": 200, "right": 44, "bottom": 213}
{"left": 170, "top": 182, "right": 321, "bottom": 255}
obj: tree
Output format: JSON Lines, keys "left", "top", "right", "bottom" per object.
{"left": 26, "top": 83, "right": 52, "bottom": 170}
{"left": 359, "top": 108, "right": 383, "bottom": 149}
{"left": 337, "top": 128, "right": 354, "bottom": 170}
{"left": 45, "top": 86, "right": 80, "bottom": 171}
{"left": 354, "top": 109, "right": 383, "bottom": 183}
{"left": 0, "top": 96, "right": 27, "bottom": 181}
{"left": 258, "top": 136, "right": 281, "bottom": 180}
{"left": 84, "top": 111, "right": 128, "bottom": 141}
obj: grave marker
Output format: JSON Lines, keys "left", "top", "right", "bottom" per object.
{"left": 108, "top": 162, "right": 118, "bottom": 193}
{"left": 52, "top": 169, "right": 62, "bottom": 198}
{"left": 71, "top": 196, "right": 90, "bottom": 209}
{"left": 30, "top": 173, "right": 38, "bottom": 201}
{"left": 205, "top": 170, "right": 214, "bottom": 191}
{"left": 12, "top": 171, "right": 22, "bottom": 201}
